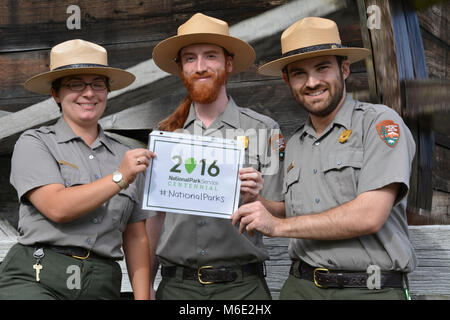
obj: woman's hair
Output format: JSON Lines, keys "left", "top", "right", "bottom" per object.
{"left": 51, "top": 76, "right": 111, "bottom": 111}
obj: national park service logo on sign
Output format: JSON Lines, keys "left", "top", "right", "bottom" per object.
{"left": 376, "top": 120, "right": 400, "bottom": 148}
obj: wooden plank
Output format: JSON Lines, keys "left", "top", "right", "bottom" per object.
{"left": 356, "top": 0, "right": 381, "bottom": 103}
{"left": 0, "top": 218, "right": 18, "bottom": 266}
{"left": 0, "top": 217, "right": 18, "bottom": 240}
{"left": 402, "top": 79, "right": 450, "bottom": 118}
{"left": 416, "top": 2, "right": 450, "bottom": 46}
{"left": 433, "top": 144, "right": 450, "bottom": 193}
{"left": 380, "top": 0, "right": 435, "bottom": 218}
{"left": 408, "top": 225, "right": 450, "bottom": 298}
{"left": 0, "top": 155, "right": 19, "bottom": 229}
{"left": 0, "top": 0, "right": 350, "bottom": 112}
{"left": 0, "top": 0, "right": 349, "bottom": 154}
{"left": 0, "top": 0, "right": 287, "bottom": 52}
{"left": 364, "top": 0, "right": 402, "bottom": 114}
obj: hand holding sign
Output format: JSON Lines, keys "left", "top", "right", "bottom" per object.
{"left": 142, "top": 131, "right": 244, "bottom": 219}
{"left": 239, "top": 167, "right": 264, "bottom": 204}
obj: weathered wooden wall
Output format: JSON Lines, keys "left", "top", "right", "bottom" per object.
{"left": 412, "top": 1, "right": 450, "bottom": 224}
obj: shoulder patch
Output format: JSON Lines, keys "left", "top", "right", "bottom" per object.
{"left": 270, "top": 133, "right": 286, "bottom": 160}
{"left": 376, "top": 120, "right": 400, "bottom": 148}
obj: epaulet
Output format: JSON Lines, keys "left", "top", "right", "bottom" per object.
{"left": 26, "top": 125, "right": 54, "bottom": 135}
{"left": 239, "top": 107, "right": 279, "bottom": 129}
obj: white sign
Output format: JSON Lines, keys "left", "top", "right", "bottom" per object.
{"left": 142, "top": 130, "right": 244, "bottom": 219}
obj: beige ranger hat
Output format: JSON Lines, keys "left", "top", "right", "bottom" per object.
{"left": 152, "top": 13, "right": 255, "bottom": 76}
{"left": 258, "top": 17, "right": 370, "bottom": 76}
{"left": 24, "top": 39, "right": 135, "bottom": 95}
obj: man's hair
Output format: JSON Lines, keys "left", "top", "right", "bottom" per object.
{"left": 282, "top": 55, "right": 347, "bottom": 80}
{"left": 157, "top": 46, "right": 233, "bottom": 132}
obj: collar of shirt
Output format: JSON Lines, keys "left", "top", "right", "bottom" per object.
{"left": 183, "top": 96, "right": 241, "bottom": 130}
{"left": 297, "top": 94, "right": 356, "bottom": 142}
{"left": 53, "top": 116, "right": 116, "bottom": 155}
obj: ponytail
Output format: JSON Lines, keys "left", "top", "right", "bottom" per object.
{"left": 158, "top": 96, "right": 192, "bottom": 132}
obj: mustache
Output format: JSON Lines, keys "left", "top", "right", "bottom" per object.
{"left": 186, "top": 71, "right": 216, "bottom": 81}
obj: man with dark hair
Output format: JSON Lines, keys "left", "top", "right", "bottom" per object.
{"left": 232, "top": 17, "right": 416, "bottom": 300}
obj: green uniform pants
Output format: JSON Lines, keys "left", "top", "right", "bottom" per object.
{"left": 280, "top": 271, "right": 408, "bottom": 300}
{"left": 0, "top": 243, "right": 122, "bottom": 300}
{"left": 156, "top": 267, "right": 272, "bottom": 300}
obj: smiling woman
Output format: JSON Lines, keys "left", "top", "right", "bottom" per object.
{"left": 0, "top": 39, "right": 156, "bottom": 300}
{"left": 52, "top": 74, "right": 109, "bottom": 143}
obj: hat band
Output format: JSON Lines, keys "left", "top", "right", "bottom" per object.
{"left": 53, "top": 63, "right": 108, "bottom": 71}
{"left": 282, "top": 43, "right": 346, "bottom": 58}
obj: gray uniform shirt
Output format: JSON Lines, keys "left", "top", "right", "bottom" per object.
{"left": 283, "top": 95, "right": 417, "bottom": 272}
{"left": 157, "top": 97, "right": 285, "bottom": 268}
{"left": 10, "top": 117, "right": 151, "bottom": 259}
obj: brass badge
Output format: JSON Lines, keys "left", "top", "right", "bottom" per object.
{"left": 237, "top": 136, "right": 249, "bottom": 149}
{"left": 339, "top": 130, "right": 352, "bottom": 143}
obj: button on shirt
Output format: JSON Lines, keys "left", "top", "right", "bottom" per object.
{"left": 10, "top": 117, "right": 151, "bottom": 259}
{"left": 157, "top": 97, "right": 284, "bottom": 268}
{"left": 283, "top": 95, "right": 417, "bottom": 272}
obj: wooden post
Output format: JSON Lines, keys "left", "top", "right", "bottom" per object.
{"left": 356, "top": 0, "right": 380, "bottom": 104}
{"left": 362, "top": 0, "right": 434, "bottom": 222}
{"left": 362, "top": 0, "right": 402, "bottom": 114}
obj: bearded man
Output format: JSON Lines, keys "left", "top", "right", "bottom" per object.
{"left": 146, "top": 13, "right": 285, "bottom": 300}
{"left": 232, "top": 17, "right": 416, "bottom": 300}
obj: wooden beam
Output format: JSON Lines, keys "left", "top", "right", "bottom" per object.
{"left": 363, "top": 0, "right": 436, "bottom": 219}
{"left": 402, "top": 79, "right": 450, "bottom": 118}
{"left": 356, "top": 0, "right": 380, "bottom": 103}
{"left": 388, "top": 0, "right": 433, "bottom": 216}
{"left": 0, "top": 0, "right": 347, "bottom": 155}
{"left": 364, "top": 0, "right": 402, "bottom": 114}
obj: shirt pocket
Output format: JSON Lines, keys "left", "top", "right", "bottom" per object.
{"left": 322, "top": 149, "right": 363, "bottom": 203}
{"left": 60, "top": 165, "right": 90, "bottom": 187}
{"left": 109, "top": 183, "right": 138, "bottom": 232}
{"left": 282, "top": 166, "right": 302, "bottom": 215}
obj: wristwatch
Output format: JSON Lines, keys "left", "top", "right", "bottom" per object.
{"left": 112, "top": 170, "right": 129, "bottom": 189}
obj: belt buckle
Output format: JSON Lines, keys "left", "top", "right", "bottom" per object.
{"left": 198, "top": 265, "right": 214, "bottom": 285}
{"left": 313, "top": 267, "right": 329, "bottom": 288}
{"left": 72, "top": 249, "right": 91, "bottom": 260}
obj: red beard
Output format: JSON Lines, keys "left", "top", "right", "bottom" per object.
{"left": 181, "top": 68, "right": 228, "bottom": 104}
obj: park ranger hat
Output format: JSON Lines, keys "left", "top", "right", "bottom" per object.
{"left": 152, "top": 13, "right": 255, "bottom": 76}
{"left": 258, "top": 17, "right": 371, "bottom": 76}
{"left": 24, "top": 39, "right": 135, "bottom": 95}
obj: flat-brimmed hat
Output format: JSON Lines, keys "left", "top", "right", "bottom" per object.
{"left": 24, "top": 39, "right": 135, "bottom": 95}
{"left": 152, "top": 13, "right": 255, "bottom": 76}
{"left": 258, "top": 17, "right": 370, "bottom": 76}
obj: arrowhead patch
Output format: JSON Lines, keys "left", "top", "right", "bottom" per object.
{"left": 376, "top": 120, "right": 400, "bottom": 148}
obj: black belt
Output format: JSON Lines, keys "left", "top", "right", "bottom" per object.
{"left": 161, "top": 263, "right": 265, "bottom": 285}
{"left": 290, "top": 260, "right": 404, "bottom": 289}
{"left": 37, "top": 244, "right": 119, "bottom": 261}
